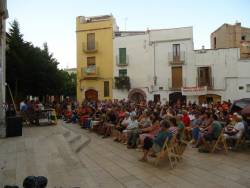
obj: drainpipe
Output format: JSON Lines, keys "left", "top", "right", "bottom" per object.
{"left": 153, "top": 42, "right": 157, "bottom": 86}
{"left": 148, "top": 30, "right": 157, "bottom": 87}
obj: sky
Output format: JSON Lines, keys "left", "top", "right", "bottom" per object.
{"left": 8, "top": 0, "right": 250, "bottom": 69}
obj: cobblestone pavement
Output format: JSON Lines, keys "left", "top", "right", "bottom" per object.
{"left": 1, "top": 121, "right": 250, "bottom": 188}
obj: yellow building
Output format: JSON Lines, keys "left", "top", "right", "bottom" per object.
{"left": 211, "top": 22, "right": 250, "bottom": 59}
{"left": 76, "top": 15, "right": 116, "bottom": 102}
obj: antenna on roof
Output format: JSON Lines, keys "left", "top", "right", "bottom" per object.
{"left": 235, "top": 20, "right": 241, "bottom": 25}
{"left": 124, "top": 17, "right": 128, "bottom": 31}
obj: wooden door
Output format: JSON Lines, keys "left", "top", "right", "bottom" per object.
{"left": 85, "top": 89, "right": 98, "bottom": 101}
{"left": 172, "top": 67, "right": 182, "bottom": 89}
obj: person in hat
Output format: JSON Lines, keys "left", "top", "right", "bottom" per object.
{"left": 224, "top": 114, "right": 245, "bottom": 148}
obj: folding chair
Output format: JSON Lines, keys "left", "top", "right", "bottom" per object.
{"left": 235, "top": 135, "right": 246, "bottom": 149}
{"left": 154, "top": 136, "right": 179, "bottom": 169}
{"left": 210, "top": 130, "right": 228, "bottom": 153}
{"left": 235, "top": 123, "right": 249, "bottom": 149}
{"left": 50, "top": 109, "right": 57, "bottom": 125}
{"left": 175, "top": 139, "right": 188, "bottom": 161}
{"left": 20, "top": 111, "right": 30, "bottom": 126}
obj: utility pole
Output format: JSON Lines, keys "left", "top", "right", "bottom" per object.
{"left": 0, "top": 0, "right": 8, "bottom": 138}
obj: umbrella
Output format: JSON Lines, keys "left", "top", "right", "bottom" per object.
{"left": 241, "top": 104, "right": 250, "bottom": 116}
{"left": 230, "top": 98, "right": 250, "bottom": 113}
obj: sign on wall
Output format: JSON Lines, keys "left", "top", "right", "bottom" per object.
{"left": 181, "top": 86, "right": 207, "bottom": 96}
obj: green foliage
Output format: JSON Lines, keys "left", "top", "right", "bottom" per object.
{"left": 114, "top": 76, "right": 131, "bottom": 90}
{"left": 6, "top": 20, "right": 76, "bottom": 100}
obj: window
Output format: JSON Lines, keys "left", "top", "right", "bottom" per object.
{"left": 104, "top": 81, "right": 109, "bottom": 97}
{"left": 246, "top": 84, "right": 250, "bottom": 92}
{"left": 173, "top": 44, "right": 180, "bottom": 57}
{"left": 119, "top": 69, "right": 127, "bottom": 77}
{"left": 198, "top": 67, "right": 212, "bottom": 88}
{"left": 241, "top": 35, "right": 246, "bottom": 41}
{"left": 86, "top": 57, "right": 96, "bottom": 74}
{"left": 239, "top": 86, "right": 244, "bottom": 90}
{"left": 119, "top": 48, "right": 126, "bottom": 65}
{"left": 87, "top": 56, "right": 96, "bottom": 66}
{"left": 214, "top": 37, "right": 216, "bottom": 48}
{"left": 87, "top": 33, "right": 95, "bottom": 50}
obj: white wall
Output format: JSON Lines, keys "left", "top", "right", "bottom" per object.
{"left": 113, "top": 27, "right": 194, "bottom": 102}
{"left": 113, "top": 34, "right": 151, "bottom": 100}
{"left": 113, "top": 27, "right": 250, "bottom": 103}
{"left": 193, "top": 48, "right": 250, "bottom": 102}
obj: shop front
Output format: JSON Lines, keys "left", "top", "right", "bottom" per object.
{"left": 198, "top": 94, "right": 221, "bottom": 104}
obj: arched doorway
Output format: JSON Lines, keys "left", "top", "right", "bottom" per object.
{"left": 85, "top": 89, "right": 98, "bottom": 101}
{"left": 198, "top": 94, "right": 221, "bottom": 104}
{"left": 169, "top": 92, "right": 186, "bottom": 106}
{"left": 128, "top": 88, "right": 146, "bottom": 102}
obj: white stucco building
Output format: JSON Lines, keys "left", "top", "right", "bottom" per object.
{"left": 113, "top": 26, "right": 250, "bottom": 104}
{"left": 113, "top": 27, "right": 194, "bottom": 104}
{"left": 190, "top": 48, "right": 250, "bottom": 103}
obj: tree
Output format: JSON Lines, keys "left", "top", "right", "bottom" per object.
{"left": 6, "top": 20, "right": 76, "bottom": 102}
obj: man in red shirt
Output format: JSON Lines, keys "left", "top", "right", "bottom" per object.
{"left": 182, "top": 110, "right": 191, "bottom": 140}
{"left": 182, "top": 110, "right": 190, "bottom": 127}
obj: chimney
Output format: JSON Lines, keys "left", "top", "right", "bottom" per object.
{"left": 235, "top": 20, "right": 241, "bottom": 27}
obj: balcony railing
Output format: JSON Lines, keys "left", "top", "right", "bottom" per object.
{"left": 83, "top": 42, "right": 98, "bottom": 53}
{"left": 196, "top": 77, "right": 214, "bottom": 89}
{"left": 114, "top": 76, "right": 131, "bottom": 90}
{"left": 116, "top": 55, "right": 129, "bottom": 66}
{"left": 81, "top": 66, "right": 99, "bottom": 79}
{"left": 168, "top": 51, "right": 185, "bottom": 65}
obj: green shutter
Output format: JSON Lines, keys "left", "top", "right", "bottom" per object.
{"left": 104, "top": 81, "right": 109, "bottom": 97}
{"left": 119, "top": 48, "right": 126, "bottom": 65}
{"left": 119, "top": 69, "right": 127, "bottom": 77}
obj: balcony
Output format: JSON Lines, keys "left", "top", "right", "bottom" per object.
{"left": 82, "top": 42, "right": 98, "bottom": 53}
{"left": 197, "top": 77, "right": 214, "bottom": 90}
{"left": 81, "top": 66, "right": 99, "bottom": 80}
{"left": 116, "top": 55, "right": 129, "bottom": 66}
{"left": 168, "top": 52, "right": 185, "bottom": 65}
{"left": 114, "top": 76, "right": 131, "bottom": 90}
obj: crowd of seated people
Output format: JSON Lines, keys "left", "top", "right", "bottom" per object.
{"left": 19, "top": 99, "right": 44, "bottom": 125}
{"left": 58, "top": 98, "right": 250, "bottom": 159}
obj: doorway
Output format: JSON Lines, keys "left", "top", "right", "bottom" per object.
{"left": 85, "top": 89, "right": 98, "bottom": 101}
{"left": 169, "top": 92, "right": 186, "bottom": 106}
{"left": 154, "top": 94, "right": 161, "bottom": 103}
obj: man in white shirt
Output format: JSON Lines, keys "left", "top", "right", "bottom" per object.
{"left": 224, "top": 115, "right": 245, "bottom": 140}
{"left": 121, "top": 114, "right": 138, "bottom": 144}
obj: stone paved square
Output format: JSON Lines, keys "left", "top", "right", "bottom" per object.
{"left": 1, "top": 121, "right": 250, "bottom": 188}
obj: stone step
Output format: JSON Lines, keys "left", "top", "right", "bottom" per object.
{"left": 60, "top": 122, "right": 91, "bottom": 153}
{"left": 73, "top": 136, "right": 90, "bottom": 153}
{"left": 68, "top": 134, "right": 82, "bottom": 145}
